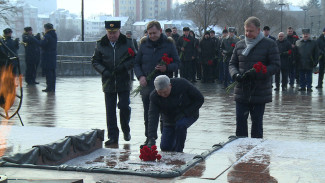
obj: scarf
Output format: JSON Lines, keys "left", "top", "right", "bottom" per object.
{"left": 242, "top": 32, "right": 264, "bottom": 56}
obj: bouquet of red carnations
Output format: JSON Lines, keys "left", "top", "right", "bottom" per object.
{"left": 139, "top": 145, "right": 162, "bottom": 161}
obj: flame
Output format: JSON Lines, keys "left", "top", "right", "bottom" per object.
{"left": 0, "top": 65, "right": 22, "bottom": 118}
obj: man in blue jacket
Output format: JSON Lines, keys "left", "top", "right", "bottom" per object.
{"left": 134, "top": 21, "right": 180, "bottom": 148}
{"left": 40, "top": 23, "right": 57, "bottom": 92}
{"left": 146, "top": 75, "right": 204, "bottom": 152}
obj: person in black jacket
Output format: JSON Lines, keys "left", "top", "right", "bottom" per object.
{"left": 40, "top": 23, "right": 57, "bottom": 92}
{"left": 286, "top": 27, "right": 300, "bottom": 87}
{"left": 22, "top": 27, "right": 41, "bottom": 85}
{"left": 177, "top": 27, "right": 197, "bottom": 82}
{"left": 275, "top": 32, "right": 292, "bottom": 91}
{"left": 171, "top": 27, "right": 180, "bottom": 78}
{"left": 146, "top": 75, "right": 204, "bottom": 152}
{"left": 199, "top": 31, "right": 215, "bottom": 83}
{"left": 2, "top": 28, "right": 19, "bottom": 75}
{"left": 316, "top": 27, "right": 325, "bottom": 88}
{"left": 295, "top": 28, "right": 319, "bottom": 92}
{"left": 229, "top": 16, "right": 280, "bottom": 138}
{"left": 134, "top": 21, "right": 180, "bottom": 148}
{"left": 92, "top": 21, "right": 136, "bottom": 146}
{"left": 263, "top": 26, "right": 276, "bottom": 41}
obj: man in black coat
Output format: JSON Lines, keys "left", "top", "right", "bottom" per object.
{"left": 92, "top": 21, "right": 136, "bottom": 146}
{"left": 40, "top": 23, "right": 57, "bottom": 92}
{"left": 171, "top": 27, "right": 180, "bottom": 78}
{"left": 146, "top": 75, "right": 204, "bottom": 152}
{"left": 263, "top": 26, "right": 276, "bottom": 41}
{"left": 295, "top": 28, "right": 319, "bottom": 92}
{"left": 134, "top": 21, "right": 180, "bottom": 147}
{"left": 177, "top": 27, "right": 197, "bottom": 82}
{"left": 229, "top": 16, "right": 280, "bottom": 138}
{"left": 126, "top": 30, "right": 138, "bottom": 81}
{"left": 2, "top": 28, "right": 19, "bottom": 75}
{"left": 199, "top": 31, "right": 215, "bottom": 83}
{"left": 22, "top": 27, "right": 41, "bottom": 85}
{"left": 316, "top": 27, "right": 325, "bottom": 88}
{"left": 286, "top": 27, "right": 300, "bottom": 87}
{"left": 275, "top": 32, "right": 292, "bottom": 91}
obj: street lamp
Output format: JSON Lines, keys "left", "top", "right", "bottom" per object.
{"left": 303, "top": 8, "right": 308, "bottom": 28}
{"left": 279, "top": 3, "right": 285, "bottom": 32}
{"left": 81, "top": 0, "right": 84, "bottom": 41}
{"left": 310, "top": 15, "right": 314, "bottom": 35}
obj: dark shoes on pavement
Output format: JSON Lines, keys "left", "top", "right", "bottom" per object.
{"left": 274, "top": 87, "right": 280, "bottom": 91}
{"left": 42, "top": 89, "right": 55, "bottom": 92}
{"left": 105, "top": 138, "right": 118, "bottom": 146}
{"left": 307, "top": 88, "right": 313, "bottom": 92}
{"left": 124, "top": 133, "right": 131, "bottom": 141}
{"left": 316, "top": 85, "right": 323, "bottom": 89}
{"left": 298, "top": 87, "right": 306, "bottom": 91}
{"left": 140, "top": 138, "right": 149, "bottom": 149}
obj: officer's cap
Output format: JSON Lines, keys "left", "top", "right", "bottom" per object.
{"left": 183, "top": 27, "right": 190, "bottom": 31}
{"left": 105, "top": 21, "right": 121, "bottom": 32}
{"left": 44, "top": 23, "right": 53, "bottom": 30}
{"left": 24, "top": 27, "right": 32, "bottom": 32}
{"left": 302, "top": 28, "right": 310, "bottom": 34}
{"left": 165, "top": 28, "right": 172, "bottom": 33}
{"left": 3, "top": 28, "right": 12, "bottom": 34}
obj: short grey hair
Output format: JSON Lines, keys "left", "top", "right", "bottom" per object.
{"left": 244, "top": 16, "right": 261, "bottom": 28}
{"left": 154, "top": 75, "right": 170, "bottom": 90}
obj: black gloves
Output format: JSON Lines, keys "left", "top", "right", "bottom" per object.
{"left": 244, "top": 69, "right": 256, "bottom": 80}
{"left": 233, "top": 73, "right": 244, "bottom": 82}
{"left": 35, "top": 33, "right": 41, "bottom": 40}
{"left": 147, "top": 138, "right": 156, "bottom": 148}
{"left": 102, "top": 70, "right": 112, "bottom": 78}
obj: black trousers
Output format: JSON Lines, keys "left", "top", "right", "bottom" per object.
{"left": 140, "top": 85, "right": 155, "bottom": 138}
{"left": 25, "top": 62, "right": 39, "bottom": 84}
{"left": 318, "top": 59, "right": 324, "bottom": 86}
{"left": 236, "top": 102, "right": 265, "bottom": 138}
{"left": 104, "top": 91, "right": 131, "bottom": 140}
{"left": 44, "top": 68, "right": 56, "bottom": 91}
{"left": 275, "top": 69, "right": 289, "bottom": 88}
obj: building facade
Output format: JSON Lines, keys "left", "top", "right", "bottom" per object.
{"left": 113, "top": 0, "right": 172, "bottom": 21}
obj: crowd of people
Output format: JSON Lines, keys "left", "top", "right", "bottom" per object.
{"left": 91, "top": 17, "right": 325, "bottom": 152}
{"left": 0, "top": 23, "right": 57, "bottom": 92}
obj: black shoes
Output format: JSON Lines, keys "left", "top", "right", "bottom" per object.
{"left": 124, "top": 133, "right": 131, "bottom": 141}
{"left": 42, "top": 89, "right": 55, "bottom": 92}
{"left": 316, "top": 85, "right": 323, "bottom": 89}
{"left": 140, "top": 138, "right": 149, "bottom": 149}
{"left": 307, "top": 88, "right": 313, "bottom": 92}
{"left": 274, "top": 87, "right": 280, "bottom": 91}
{"left": 298, "top": 87, "right": 306, "bottom": 91}
{"left": 34, "top": 81, "right": 39, "bottom": 84}
{"left": 104, "top": 138, "right": 118, "bottom": 146}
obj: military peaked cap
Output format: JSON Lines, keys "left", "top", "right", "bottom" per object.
{"left": 105, "top": 21, "right": 121, "bottom": 31}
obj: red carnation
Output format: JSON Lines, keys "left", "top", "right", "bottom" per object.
{"left": 156, "top": 154, "right": 162, "bottom": 160}
{"left": 183, "top": 37, "right": 190, "bottom": 42}
{"left": 231, "top": 43, "right": 236, "bottom": 47}
{"left": 139, "top": 145, "right": 162, "bottom": 161}
{"left": 293, "top": 35, "right": 299, "bottom": 39}
{"left": 208, "top": 60, "right": 213, "bottom": 65}
{"left": 288, "top": 49, "right": 292, "bottom": 55}
{"left": 128, "top": 48, "right": 135, "bottom": 57}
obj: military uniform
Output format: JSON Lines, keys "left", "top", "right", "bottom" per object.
{"left": 92, "top": 21, "right": 136, "bottom": 145}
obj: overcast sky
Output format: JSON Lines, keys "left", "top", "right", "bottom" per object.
{"left": 57, "top": 0, "right": 310, "bottom": 18}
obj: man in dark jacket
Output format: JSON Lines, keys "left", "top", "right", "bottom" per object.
{"left": 146, "top": 75, "right": 204, "bottom": 152}
{"left": 229, "top": 16, "right": 280, "bottom": 138}
{"left": 316, "top": 27, "right": 325, "bottom": 88}
{"left": 126, "top": 30, "right": 138, "bottom": 81}
{"left": 199, "top": 31, "right": 215, "bottom": 83}
{"left": 40, "top": 23, "right": 57, "bottom": 92}
{"left": 296, "top": 28, "right": 319, "bottom": 92}
{"left": 275, "top": 32, "right": 292, "bottom": 91}
{"left": 221, "top": 27, "right": 239, "bottom": 88}
{"left": 171, "top": 27, "right": 180, "bottom": 78}
{"left": 134, "top": 21, "right": 180, "bottom": 147}
{"left": 2, "top": 28, "right": 19, "bottom": 75}
{"left": 177, "top": 27, "right": 196, "bottom": 82}
{"left": 210, "top": 30, "right": 220, "bottom": 81}
{"left": 286, "top": 27, "right": 299, "bottom": 87}
{"left": 92, "top": 21, "right": 135, "bottom": 146}
{"left": 22, "top": 27, "right": 41, "bottom": 85}
{"left": 263, "top": 26, "right": 276, "bottom": 41}
{"left": 189, "top": 30, "right": 200, "bottom": 81}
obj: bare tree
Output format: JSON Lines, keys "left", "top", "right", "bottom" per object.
{"left": 0, "top": 0, "right": 21, "bottom": 25}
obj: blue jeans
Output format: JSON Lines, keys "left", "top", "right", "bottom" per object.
{"left": 299, "top": 70, "right": 312, "bottom": 89}
{"left": 236, "top": 102, "right": 265, "bottom": 138}
{"left": 160, "top": 117, "right": 196, "bottom": 152}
